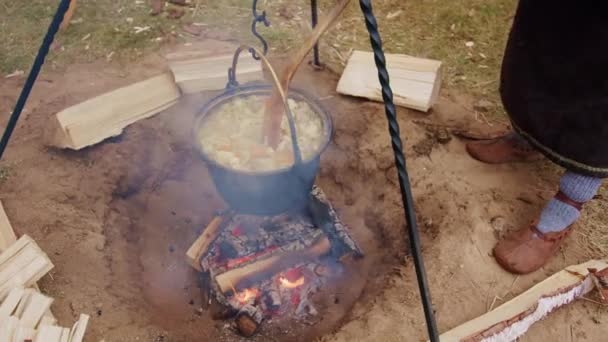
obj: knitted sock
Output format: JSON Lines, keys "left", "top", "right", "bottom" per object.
{"left": 537, "top": 171, "right": 603, "bottom": 233}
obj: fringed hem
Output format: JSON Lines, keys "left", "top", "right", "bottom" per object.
{"left": 512, "top": 122, "right": 608, "bottom": 178}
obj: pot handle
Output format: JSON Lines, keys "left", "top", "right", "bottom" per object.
{"left": 227, "top": 45, "right": 303, "bottom": 167}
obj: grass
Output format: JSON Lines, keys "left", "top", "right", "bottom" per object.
{"left": 1, "top": 0, "right": 177, "bottom": 72}
{"left": 1, "top": 0, "right": 516, "bottom": 115}
{"left": 318, "top": 0, "right": 516, "bottom": 117}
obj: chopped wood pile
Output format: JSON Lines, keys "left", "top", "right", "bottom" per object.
{"left": 0, "top": 202, "right": 90, "bottom": 341}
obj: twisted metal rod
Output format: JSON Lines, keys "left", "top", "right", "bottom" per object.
{"left": 358, "top": 0, "right": 439, "bottom": 340}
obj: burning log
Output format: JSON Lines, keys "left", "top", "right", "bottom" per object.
{"left": 236, "top": 305, "right": 263, "bottom": 337}
{"left": 187, "top": 214, "right": 229, "bottom": 271}
{"left": 262, "top": 286, "right": 282, "bottom": 311}
{"left": 436, "top": 260, "right": 608, "bottom": 342}
{"left": 215, "top": 237, "right": 331, "bottom": 294}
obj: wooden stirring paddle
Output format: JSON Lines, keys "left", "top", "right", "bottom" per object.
{"left": 263, "top": 0, "right": 351, "bottom": 149}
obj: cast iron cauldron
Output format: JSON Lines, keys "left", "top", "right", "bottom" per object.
{"left": 193, "top": 46, "right": 333, "bottom": 215}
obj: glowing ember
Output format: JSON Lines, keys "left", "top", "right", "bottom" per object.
{"left": 279, "top": 276, "right": 305, "bottom": 289}
{"left": 234, "top": 288, "right": 259, "bottom": 304}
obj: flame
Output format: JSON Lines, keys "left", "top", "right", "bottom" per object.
{"left": 279, "top": 275, "right": 305, "bottom": 289}
{"left": 234, "top": 288, "right": 259, "bottom": 304}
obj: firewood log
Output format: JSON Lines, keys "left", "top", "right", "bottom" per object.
{"left": 215, "top": 237, "right": 331, "bottom": 294}
{"left": 437, "top": 260, "right": 608, "bottom": 342}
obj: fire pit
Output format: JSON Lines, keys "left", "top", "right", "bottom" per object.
{"left": 192, "top": 186, "right": 363, "bottom": 337}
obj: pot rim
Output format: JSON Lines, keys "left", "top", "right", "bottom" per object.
{"left": 193, "top": 84, "right": 333, "bottom": 176}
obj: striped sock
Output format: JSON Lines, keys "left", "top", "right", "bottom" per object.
{"left": 537, "top": 172, "right": 603, "bottom": 234}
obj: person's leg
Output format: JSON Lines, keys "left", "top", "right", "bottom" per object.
{"left": 493, "top": 171, "right": 603, "bottom": 274}
{"left": 466, "top": 131, "right": 541, "bottom": 164}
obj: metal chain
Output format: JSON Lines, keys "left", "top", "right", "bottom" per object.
{"left": 358, "top": 0, "right": 439, "bottom": 340}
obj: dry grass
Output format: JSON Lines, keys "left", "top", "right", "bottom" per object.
{"left": 2, "top": 0, "right": 514, "bottom": 107}
{"left": 318, "top": 0, "right": 516, "bottom": 118}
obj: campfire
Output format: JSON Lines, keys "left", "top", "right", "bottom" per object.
{"left": 191, "top": 186, "right": 363, "bottom": 337}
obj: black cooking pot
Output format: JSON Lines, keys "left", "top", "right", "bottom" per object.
{"left": 193, "top": 46, "right": 333, "bottom": 215}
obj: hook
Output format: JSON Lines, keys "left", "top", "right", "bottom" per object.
{"left": 250, "top": 0, "right": 270, "bottom": 60}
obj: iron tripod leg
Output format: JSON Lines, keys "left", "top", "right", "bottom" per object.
{"left": 357, "top": 0, "right": 439, "bottom": 341}
{"left": 311, "top": 0, "right": 321, "bottom": 67}
{"left": 0, "top": 0, "right": 72, "bottom": 160}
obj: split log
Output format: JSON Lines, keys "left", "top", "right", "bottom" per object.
{"left": 35, "top": 325, "right": 64, "bottom": 342}
{"left": 337, "top": 50, "right": 442, "bottom": 112}
{"left": 0, "top": 235, "right": 54, "bottom": 299}
{"left": 0, "top": 201, "right": 17, "bottom": 251}
{"left": 186, "top": 215, "right": 225, "bottom": 271}
{"left": 20, "top": 291, "right": 53, "bottom": 328}
{"left": 215, "top": 236, "right": 331, "bottom": 294}
{"left": 13, "top": 288, "right": 36, "bottom": 318}
{"left": 47, "top": 73, "right": 181, "bottom": 150}
{"left": 0, "top": 316, "right": 19, "bottom": 341}
{"left": 166, "top": 41, "right": 263, "bottom": 94}
{"left": 0, "top": 286, "right": 24, "bottom": 319}
{"left": 39, "top": 313, "right": 58, "bottom": 327}
{"left": 437, "top": 260, "right": 608, "bottom": 342}
{"left": 0, "top": 203, "right": 56, "bottom": 321}
{"left": 68, "top": 313, "right": 90, "bottom": 342}
{"left": 60, "top": 327, "right": 71, "bottom": 342}
{"left": 14, "top": 325, "right": 37, "bottom": 342}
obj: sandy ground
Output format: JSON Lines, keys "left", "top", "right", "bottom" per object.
{"left": 0, "top": 41, "right": 607, "bottom": 342}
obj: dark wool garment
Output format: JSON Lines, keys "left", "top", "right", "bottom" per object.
{"left": 500, "top": 0, "right": 608, "bottom": 177}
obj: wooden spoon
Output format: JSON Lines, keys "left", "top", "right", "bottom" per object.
{"left": 263, "top": 0, "right": 352, "bottom": 149}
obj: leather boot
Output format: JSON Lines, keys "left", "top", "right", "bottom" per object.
{"left": 466, "top": 133, "right": 541, "bottom": 164}
{"left": 493, "top": 191, "right": 584, "bottom": 274}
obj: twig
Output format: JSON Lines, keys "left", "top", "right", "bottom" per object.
{"left": 505, "top": 276, "right": 520, "bottom": 296}
{"left": 570, "top": 325, "right": 574, "bottom": 342}
{"left": 488, "top": 295, "right": 503, "bottom": 312}
{"left": 580, "top": 296, "right": 608, "bottom": 307}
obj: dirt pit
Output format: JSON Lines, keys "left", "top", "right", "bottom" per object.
{"left": 1, "top": 47, "right": 607, "bottom": 342}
